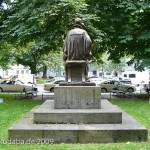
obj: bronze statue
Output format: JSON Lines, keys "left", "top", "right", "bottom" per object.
{"left": 63, "top": 18, "right": 92, "bottom": 82}
{"left": 63, "top": 18, "right": 92, "bottom": 61}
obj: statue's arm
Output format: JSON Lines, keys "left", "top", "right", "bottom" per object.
{"left": 63, "top": 36, "right": 68, "bottom": 61}
{"left": 85, "top": 32, "right": 92, "bottom": 59}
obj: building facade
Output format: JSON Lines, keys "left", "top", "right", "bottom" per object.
{"left": 0, "top": 65, "right": 31, "bottom": 79}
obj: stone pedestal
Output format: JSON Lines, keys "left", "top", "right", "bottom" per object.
{"left": 33, "top": 100, "right": 122, "bottom": 124}
{"left": 8, "top": 100, "right": 148, "bottom": 143}
{"left": 7, "top": 73, "right": 148, "bottom": 143}
{"left": 65, "top": 60, "right": 87, "bottom": 82}
{"left": 54, "top": 86, "right": 101, "bottom": 109}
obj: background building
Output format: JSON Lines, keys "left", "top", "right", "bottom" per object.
{"left": 0, "top": 65, "right": 31, "bottom": 79}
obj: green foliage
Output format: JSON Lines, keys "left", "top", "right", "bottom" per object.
{"left": 91, "top": 53, "right": 127, "bottom": 74}
{"left": 0, "top": 0, "right": 150, "bottom": 72}
{"left": 0, "top": 42, "right": 14, "bottom": 69}
{"left": 37, "top": 51, "right": 64, "bottom": 76}
{"left": 1, "top": 0, "right": 102, "bottom": 73}
{"left": 1, "top": 0, "right": 95, "bottom": 48}
{"left": 0, "top": 1, "right": 14, "bottom": 69}
{"left": 86, "top": 0, "right": 150, "bottom": 69}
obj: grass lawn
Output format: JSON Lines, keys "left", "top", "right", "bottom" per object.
{"left": 0, "top": 94, "right": 150, "bottom": 149}
{"left": 36, "top": 79, "right": 49, "bottom": 84}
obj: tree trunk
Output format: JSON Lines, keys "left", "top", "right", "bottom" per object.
{"left": 42, "top": 66, "right": 47, "bottom": 78}
{"left": 30, "top": 63, "right": 37, "bottom": 74}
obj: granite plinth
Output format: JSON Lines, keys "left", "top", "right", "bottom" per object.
{"left": 8, "top": 100, "right": 148, "bottom": 143}
{"left": 54, "top": 86, "right": 101, "bottom": 109}
{"left": 33, "top": 100, "right": 122, "bottom": 124}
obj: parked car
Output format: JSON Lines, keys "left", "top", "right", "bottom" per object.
{"left": 88, "top": 77, "right": 104, "bottom": 85}
{"left": 44, "top": 77, "right": 65, "bottom": 83}
{"left": 44, "top": 78, "right": 65, "bottom": 92}
{"left": 0, "top": 80, "right": 36, "bottom": 92}
{"left": 44, "top": 78, "right": 57, "bottom": 83}
{"left": 119, "top": 79, "right": 132, "bottom": 84}
{"left": 97, "top": 79, "right": 136, "bottom": 93}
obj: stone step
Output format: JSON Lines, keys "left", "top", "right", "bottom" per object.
{"left": 33, "top": 100, "right": 122, "bottom": 124}
{"left": 8, "top": 100, "right": 148, "bottom": 143}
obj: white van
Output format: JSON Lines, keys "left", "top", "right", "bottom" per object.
{"left": 11, "top": 74, "right": 36, "bottom": 84}
{"left": 121, "top": 71, "right": 149, "bottom": 85}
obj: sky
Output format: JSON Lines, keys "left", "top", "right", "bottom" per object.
{"left": 1, "top": 0, "right": 15, "bottom": 10}
{"left": 1, "top": 3, "right": 7, "bottom": 9}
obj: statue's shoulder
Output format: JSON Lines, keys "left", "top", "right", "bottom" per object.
{"left": 68, "top": 28, "right": 86, "bottom": 35}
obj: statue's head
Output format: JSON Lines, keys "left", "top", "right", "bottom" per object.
{"left": 74, "top": 18, "right": 82, "bottom": 29}
{"left": 75, "top": 18, "right": 81, "bottom": 25}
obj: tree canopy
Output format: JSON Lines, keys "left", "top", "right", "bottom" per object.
{"left": 0, "top": 0, "right": 101, "bottom": 73}
{"left": 86, "top": 0, "right": 150, "bottom": 70}
{"left": 0, "top": 0, "right": 150, "bottom": 73}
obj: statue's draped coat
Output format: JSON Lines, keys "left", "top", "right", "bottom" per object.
{"left": 63, "top": 28, "right": 91, "bottom": 61}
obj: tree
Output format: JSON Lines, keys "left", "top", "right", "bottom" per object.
{"left": 0, "top": 0, "right": 14, "bottom": 69}
{"left": 90, "top": 53, "right": 127, "bottom": 77}
{"left": 85, "top": 0, "right": 150, "bottom": 70}
{"left": 1, "top": 0, "right": 102, "bottom": 73}
{"left": 1, "top": 0, "right": 149, "bottom": 72}
{"left": 37, "top": 51, "right": 64, "bottom": 78}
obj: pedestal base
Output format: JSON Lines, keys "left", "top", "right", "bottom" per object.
{"left": 33, "top": 100, "right": 122, "bottom": 124}
{"left": 59, "top": 82, "right": 96, "bottom": 86}
{"left": 54, "top": 86, "right": 101, "bottom": 109}
{"left": 8, "top": 100, "right": 148, "bottom": 143}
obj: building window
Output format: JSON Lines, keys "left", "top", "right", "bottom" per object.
{"left": 124, "top": 74, "right": 127, "bottom": 77}
{"left": 16, "top": 70, "right": 19, "bottom": 74}
{"left": 21, "top": 70, "right": 24, "bottom": 74}
{"left": 26, "top": 70, "right": 29, "bottom": 74}
{"left": 5, "top": 70, "right": 8, "bottom": 76}
{"left": 106, "top": 73, "right": 111, "bottom": 75}
{"left": 129, "top": 74, "right": 136, "bottom": 78}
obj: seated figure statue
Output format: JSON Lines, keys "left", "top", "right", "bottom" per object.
{"left": 63, "top": 18, "right": 92, "bottom": 82}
